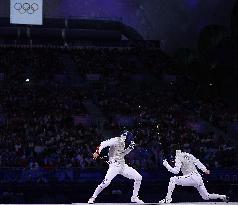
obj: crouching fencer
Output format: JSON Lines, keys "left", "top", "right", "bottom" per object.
{"left": 159, "top": 149, "right": 229, "bottom": 203}
{"left": 88, "top": 131, "right": 144, "bottom": 204}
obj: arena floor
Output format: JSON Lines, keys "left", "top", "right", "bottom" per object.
{"left": 71, "top": 203, "right": 237, "bottom": 205}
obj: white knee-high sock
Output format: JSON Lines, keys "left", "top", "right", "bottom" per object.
{"left": 208, "top": 194, "right": 226, "bottom": 200}
{"left": 166, "top": 180, "right": 176, "bottom": 200}
{"left": 92, "top": 179, "right": 110, "bottom": 198}
{"left": 132, "top": 179, "right": 141, "bottom": 197}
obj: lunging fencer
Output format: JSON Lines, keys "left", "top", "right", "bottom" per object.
{"left": 88, "top": 131, "right": 144, "bottom": 204}
{"left": 159, "top": 148, "right": 229, "bottom": 203}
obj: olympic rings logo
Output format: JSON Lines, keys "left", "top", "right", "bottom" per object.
{"left": 14, "top": 2, "right": 39, "bottom": 14}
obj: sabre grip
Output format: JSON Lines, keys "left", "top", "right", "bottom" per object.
{"left": 95, "top": 146, "right": 100, "bottom": 154}
{"left": 128, "top": 141, "right": 136, "bottom": 150}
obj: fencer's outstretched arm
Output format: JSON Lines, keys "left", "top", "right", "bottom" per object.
{"left": 163, "top": 158, "right": 182, "bottom": 174}
{"left": 192, "top": 155, "right": 208, "bottom": 173}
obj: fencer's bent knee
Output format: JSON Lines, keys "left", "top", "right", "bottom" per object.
{"left": 100, "top": 178, "right": 111, "bottom": 188}
{"left": 135, "top": 174, "right": 142, "bottom": 181}
{"left": 201, "top": 193, "right": 210, "bottom": 200}
{"left": 195, "top": 185, "right": 210, "bottom": 200}
{"left": 170, "top": 176, "right": 177, "bottom": 184}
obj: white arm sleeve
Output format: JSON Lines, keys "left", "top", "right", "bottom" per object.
{"left": 192, "top": 155, "right": 207, "bottom": 172}
{"left": 164, "top": 158, "right": 182, "bottom": 174}
{"left": 98, "top": 137, "right": 118, "bottom": 154}
{"left": 122, "top": 147, "right": 132, "bottom": 156}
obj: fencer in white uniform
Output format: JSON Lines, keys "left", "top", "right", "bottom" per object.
{"left": 88, "top": 131, "right": 144, "bottom": 204}
{"left": 159, "top": 150, "right": 229, "bottom": 203}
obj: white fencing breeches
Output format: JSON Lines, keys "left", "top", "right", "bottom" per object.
{"left": 92, "top": 163, "right": 142, "bottom": 198}
{"left": 166, "top": 172, "right": 225, "bottom": 201}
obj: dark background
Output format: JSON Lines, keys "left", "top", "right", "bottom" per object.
{"left": 0, "top": 0, "right": 236, "bottom": 51}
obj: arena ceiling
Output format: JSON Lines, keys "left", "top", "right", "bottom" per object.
{"left": 0, "top": 0, "right": 236, "bottom": 52}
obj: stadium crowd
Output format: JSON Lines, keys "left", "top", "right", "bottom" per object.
{"left": 95, "top": 83, "right": 235, "bottom": 169}
{"left": 0, "top": 48, "right": 66, "bottom": 83}
{"left": 0, "top": 47, "right": 236, "bottom": 173}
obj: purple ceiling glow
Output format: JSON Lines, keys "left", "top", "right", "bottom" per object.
{"left": 58, "top": 0, "right": 143, "bottom": 33}
{"left": 56, "top": 0, "right": 235, "bottom": 51}
{"left": 187, "top": 0, "right": 199, "bottom": 9}
{"left": 0, "top": 0, "right": 236, "bottom": 51}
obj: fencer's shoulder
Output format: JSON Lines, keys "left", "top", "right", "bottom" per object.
{"left": 175, "top": 154, "right": 183, "bottom": 161}
{"left": 186, "top": 153, "right": 196, "bottom": 158}
{"left": 185, "top": 153, "right": 197, "bottom": 161}
{"left": 185, "top": 152, "right": 193, "bottom": 157}
{"left": 101, "top": 137, "right": 118, "bottom": 144}
{"left": 110, "top": 137, "right": 119, "bottom": 142}
{"left": 113, "top": 137, "right": 123, "bottom": 144}
{"left": 114, "top": 137, "right": 121, "bottom": 142}
{"left": 180, "top": 152, "right": 193, "bottom": 160}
